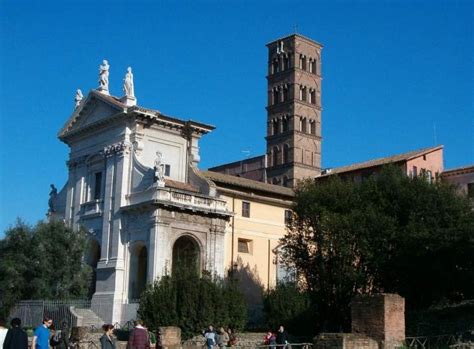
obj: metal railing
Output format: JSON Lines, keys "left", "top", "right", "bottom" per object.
{"left": 9, "top": 299, "right": 139, "bottom": 329}
{"left": 255, "top": 344, "right": 312, "bottom": 349}
{"left": 405, "top": 334, "right": 460, "bottom": 348}
{"left": 449, "top": 344, "right": 474, "bottom": 349}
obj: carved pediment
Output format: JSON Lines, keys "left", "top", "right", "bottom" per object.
{"left": 58, "top": 90, "right": 126, "bottom": 140}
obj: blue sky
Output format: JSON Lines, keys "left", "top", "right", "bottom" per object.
{"left": 0, "top": 0, "right": 473, "bottom": 234}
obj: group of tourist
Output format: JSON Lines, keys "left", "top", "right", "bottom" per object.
{"left": 0, "top": 316, "right": 248, "bottom": 349}
{"left": 263, "top": 326, "right": 289, "bottom": 348}
{"left": 202, "top": 325, "right": 238, "bottom": 349}
{"left": 101, "top": 319, "right": 159, "bottom": 349}
{"left": 0, "top": 316, "right": 65, "bottom": 349}
{"left": 0, "top": 315, "right": 160, "bottom": 349}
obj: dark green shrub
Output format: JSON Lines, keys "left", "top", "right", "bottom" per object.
{"left": 263, "top": 282, "right": 314, "bottom": 335}
{"left": 138, "top": 270, "right": 246, "bottom": 339}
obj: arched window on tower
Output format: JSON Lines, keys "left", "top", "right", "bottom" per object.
{"left": 272, "top": 146, "right": 279, "bottom": 167}
{"left": 300, "top": 86, "right": 307, "bottom": 102}
{"left": 282, "top": 116, "right": 289, "bottom": 132}
{"left": 283, "top": 85, "right": 289, "bottom": 101}
{"left": 310, "top": 89, "right": 316, "bottom": 104}
{"left": 283, "top": 55, "right": 290, "bottom": 70}
{"left": 310, "top": 120, "right": 316, "bottom": 135}
{"left": 299, "top": 54, "right": 307, "bottom": 70}
{"left": 273, "top": 88, "right": 279, "bottom": 105}
{"left": 312, "top": 59, "right": 317, "bottom": 74}
{"left": 275, "top": 118, "right": 280, "bottom": 134}
{"left": 283, "top": 144, "right": 290, "bottom": 164}
{"left": 283, "top": 176, "right": 290, "bottom": 187}
{"left": 272, "top": 59, "right": 279, "bottom": 74}
{"left": 301, "top": 118, "right": 307, "bottom": 133}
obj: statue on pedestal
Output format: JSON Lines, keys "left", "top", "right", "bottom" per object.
{"left": 48, "top": 184, "right": 58, "bottom": 213}
{"left": 74, "top": 89, "right": 83, "bottom": 109}
{"left": 123, "top": 67, "right": 135, "bottom": 98}
{"left": 154, "top": 151, "right": 165, "bottom": 187}
{"left": 98, "top": 59, "right": 110, "bottom": 92}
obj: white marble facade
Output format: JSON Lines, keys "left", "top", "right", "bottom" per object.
{"left": 52, "top": 89, "right": 231, "bottom": 323}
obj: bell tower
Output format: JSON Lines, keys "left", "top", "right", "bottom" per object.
{"left": 265, "top": 34, "right": 323, "bottom": 187}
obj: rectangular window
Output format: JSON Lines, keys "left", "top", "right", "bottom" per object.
{"left": 238, "top": 238, "right": 252, "bottom": 254}
{"left": 284, "top": 210, "right": 292, "bottom": 225}
{"left": 164, "top": 164, "right": 171, "bottom": 177}
{"left": 413, "top": 166, "right": 418, "bottom": 177}
{"left": 426, "top": 170, "right": 432, "bottom": 183}
{"left": 93, "top": 172, "right": 103, "bottom": 200}
{"left": 242, "top": 201, "right": 250, "bottom": 218}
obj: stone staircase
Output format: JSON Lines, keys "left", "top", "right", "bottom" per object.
{"left": 70, "top": 307, "right": 105, "bottom": 328}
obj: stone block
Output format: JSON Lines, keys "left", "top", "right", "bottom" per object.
{"left": 351, "top": 293, "right": 405, "bottom": 349}
{"left": 160, "top": 326, "right": 181, "bottom": 347}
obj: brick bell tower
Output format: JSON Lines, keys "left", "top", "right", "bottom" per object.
{"left": 265, "top": 34, "right": 323, "bottom": 187}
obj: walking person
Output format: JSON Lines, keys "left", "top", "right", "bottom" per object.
{"left": 31, "top": 316, "right": 53, "bottom": 349}
{"left": 100, "top": 324, "right": 116, "bottom": 349}
{"left": 227, "top": 328, "right": 237, "bottom": 347}
{"left": 202, "top": 325, "right": 216, "bottom": 349}
{"left": 127, "top": 319, "right": 150, "bottom": 349}
{"left": 276, "top": 325, "right": 288, "bottom": 349}
{"left": 3, "top": 318, "right": 28, "bottom": 349}
{"left": 216, "top": 327, "right": 229, "bottom": 349}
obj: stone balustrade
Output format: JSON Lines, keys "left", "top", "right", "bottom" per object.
{"left": 126, "top": 185, "right": 231, "bottom": 215}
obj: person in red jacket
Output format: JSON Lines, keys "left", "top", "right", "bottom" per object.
{"left": 127, "top": 320, "right": 150, "bottom": 349}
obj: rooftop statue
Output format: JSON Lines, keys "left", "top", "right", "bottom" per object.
{"left": 123, "top": 67, "right": 135, "bottom": 98}
{"left": 98, "top": 59, "right": 110, "bottom": 93}
{"left": 154, "top": 151, "right": 165, "bottom": 187}
{"left": 74, "top": 89, "right": 83, "bottom": 108}
{"left": 48, "top": 184, "right": 58, "bottom": 213}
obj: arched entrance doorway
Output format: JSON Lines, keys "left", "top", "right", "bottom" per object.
{"left": 129, "top": 243, "right": 148, "bottom": 300}
{"left": 172, "top": 235, "right": 200, "bottom": 276}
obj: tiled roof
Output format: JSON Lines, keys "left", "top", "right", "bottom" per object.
{"left": 165, "top": 179, "right": 200, "bottom": 193}
{"left": 201, "top": 170, "right": 294, "bottom": 197}
{"left": 442, "top": 164, "right": 474, "bottom": 177}
{"left": 319, "top": 145, "right": 443, "bottom": 177}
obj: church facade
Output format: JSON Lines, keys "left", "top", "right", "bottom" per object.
{"left": 51, "top": 34, "right": 313, "bottom": 323}
{"left": 54, "top": 82, "right": 239, "bottom": 321}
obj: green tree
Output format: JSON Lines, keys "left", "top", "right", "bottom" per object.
{"left": 138, "top": 271, "right": 247, "bottom": 339}
{"left": 0, "top": 220, "right": 35, "bottom": 317}
{"left": 263, "top": 282, "right": 312, "bottom": 335}
{"left": 30, "top": 220, "right": 92, "bottom": 299}
{"left": 0, "top": 220, "right": 92, "bottom": 317}
{"left": 281, "top": 166, "right": 474, "bottom": 332}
